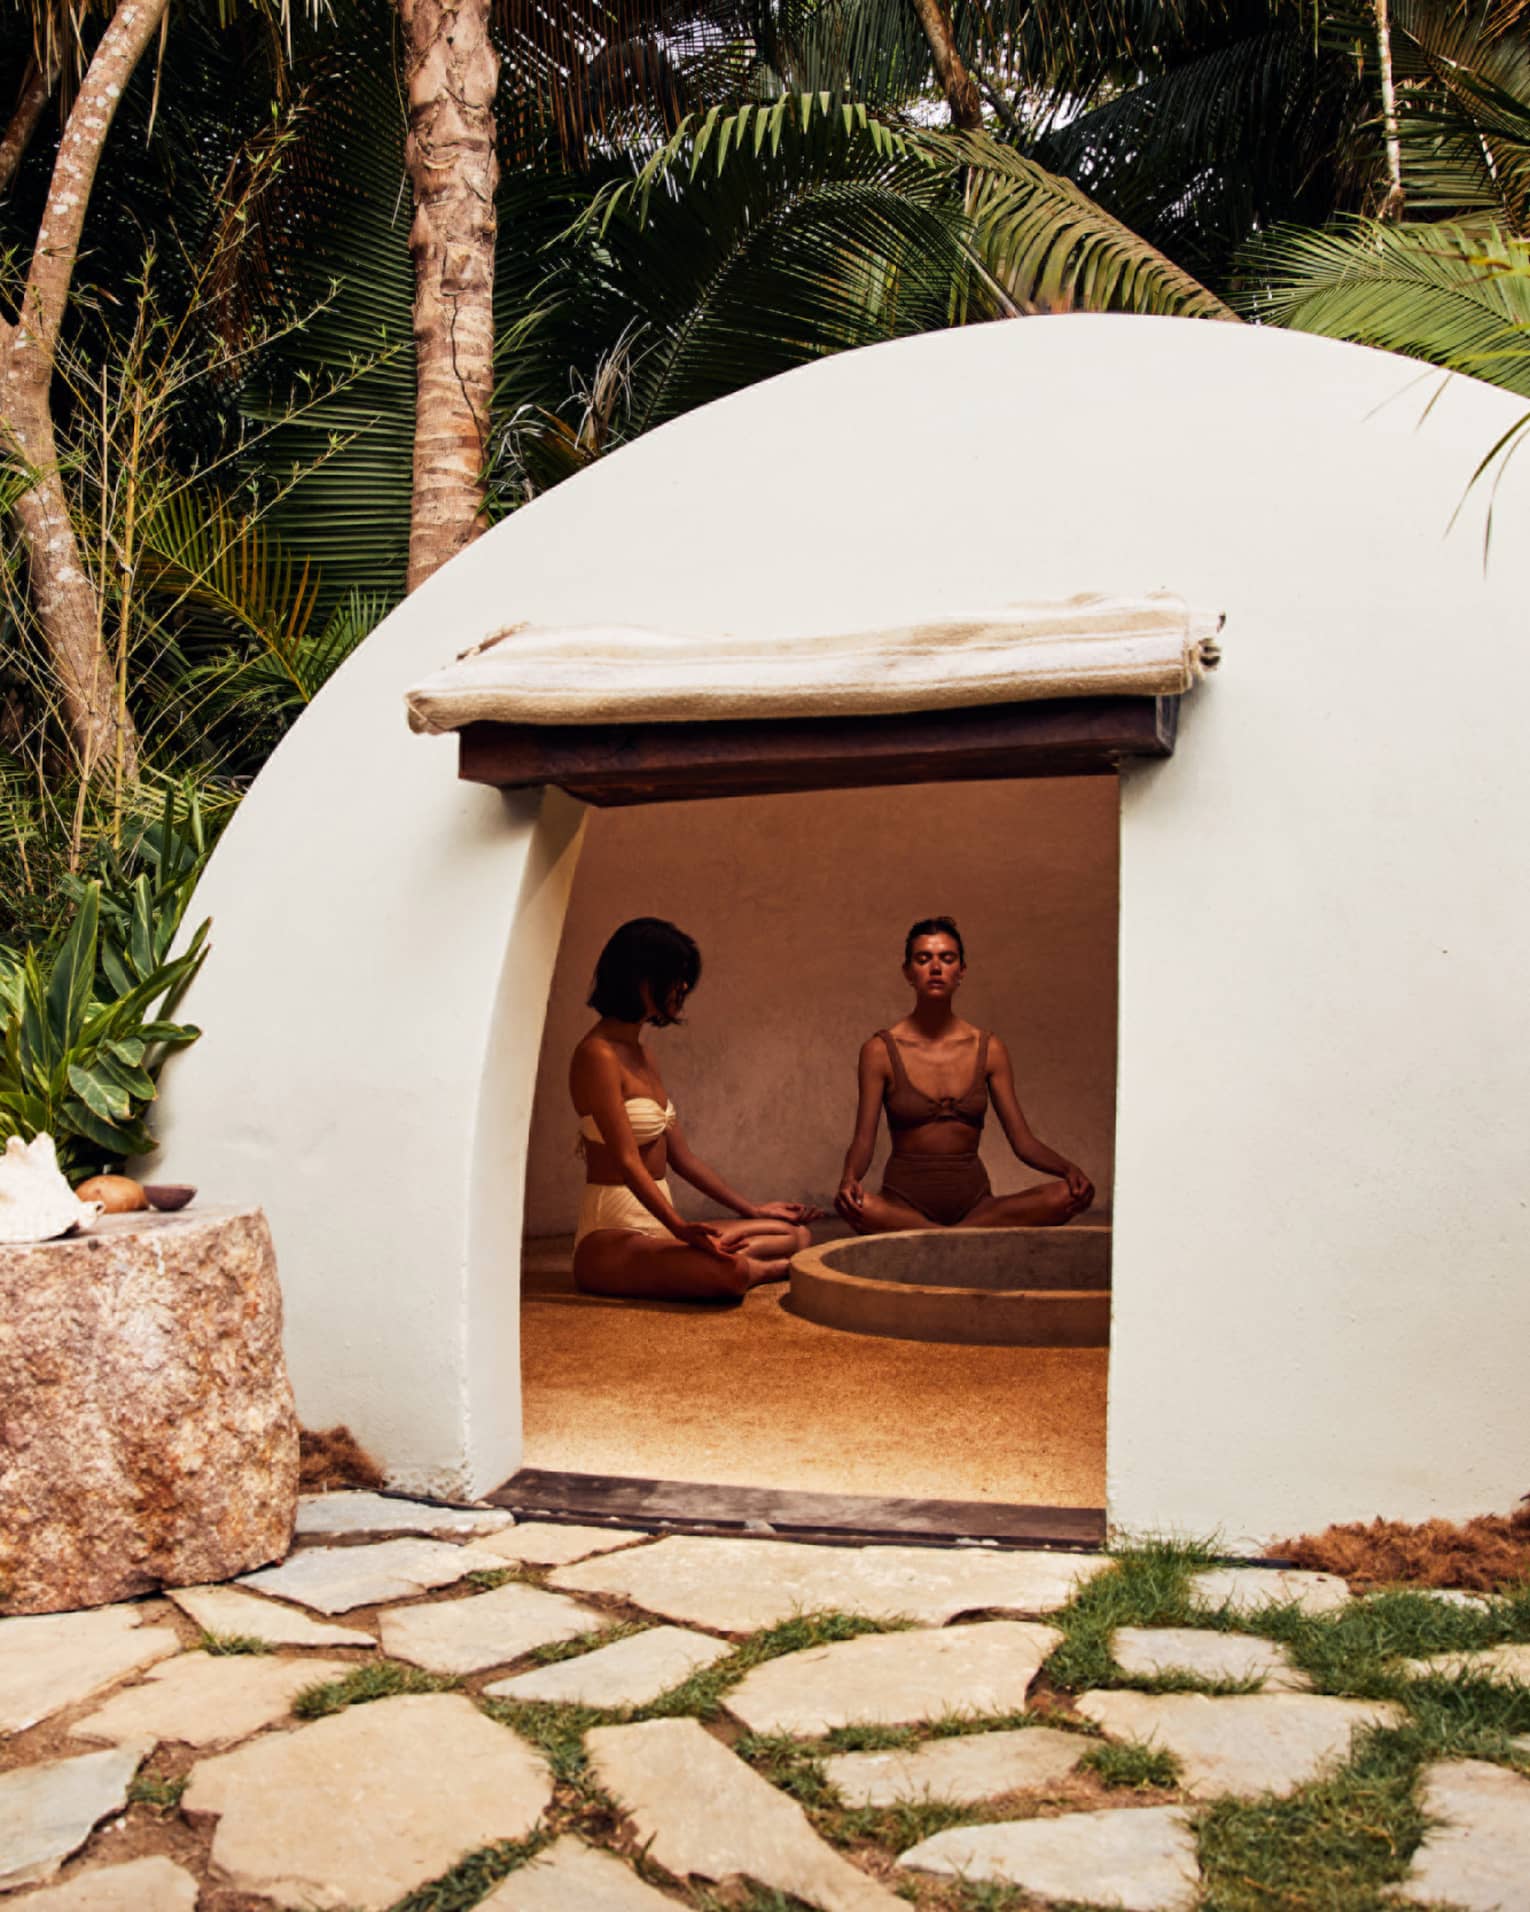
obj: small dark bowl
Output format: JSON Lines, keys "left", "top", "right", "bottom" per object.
{"left": 143, "top": 1184, "right": 196, "bottom": 1212}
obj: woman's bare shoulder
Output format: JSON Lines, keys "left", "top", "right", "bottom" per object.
{"left": 570, "top": 1031, "right": 624, "bottom": 1088}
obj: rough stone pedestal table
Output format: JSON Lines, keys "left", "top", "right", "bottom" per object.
{"left": 0, "top": 1207, "right": 298, "bottom": 1615}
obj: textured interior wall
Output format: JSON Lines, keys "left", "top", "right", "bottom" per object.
{"left": 524, "top": 778, "right": 1119, "bottom": 1234}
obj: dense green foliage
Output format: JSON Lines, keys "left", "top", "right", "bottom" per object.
{"left": 3, "top": 0, "right": 1529, "bottom": 1162}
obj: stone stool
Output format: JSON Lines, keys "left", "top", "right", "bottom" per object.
{"left": 0, "top": 1206, "right": 298, "bottom": 1615}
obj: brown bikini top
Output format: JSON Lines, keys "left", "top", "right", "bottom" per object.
{"left": 879, "top": 1030, "right": 990, "bottom": 1134}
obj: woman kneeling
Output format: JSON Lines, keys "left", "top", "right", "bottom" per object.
{"left": 571, "top": 918, "right": 817, "bottom": 1299}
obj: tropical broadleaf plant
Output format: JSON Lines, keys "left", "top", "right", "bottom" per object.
{"left": 0, "top": 883, "right": 208, "bottom": 1179}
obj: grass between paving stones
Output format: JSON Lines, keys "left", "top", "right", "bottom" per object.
{"left": 462, "top": 1563, "right": 549, "bottom": 1592}
{"left": 1078, "top": 1739, "right": 1182, "bottom": 1790}
{"left": 1036, "top": 1546, "right": 1530, "bottom": 1907}
{"left": 1194, "top": 1662, "right": 1530, "bottom": 1907}
{"left": 524, "top": 1619, "right": 650, "bottom": 1667}
{"left": 1041, "top": 1536, "right": 1227, "bottom": 1692}
{"left": 195, "top": 1629, "right": 272, "bottom": 1656}
{"left": 293, "top": 1659, "right": 459, "bottom": 1718}
{"left": 126, "top": 1771, "right": 187, "bottom": 1813}
{"left": 383, "top": 1831, "right": 548, "bottom": 1912}
{"left": 479, "top": 1608, "right": 911, "bottom": 1783}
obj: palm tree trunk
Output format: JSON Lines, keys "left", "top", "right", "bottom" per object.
{"left": 0, "top": 0, "right": 167, "bottom": 785}
{"left": 1374, "top": 0, "right": 1405, "bottom": 220}
{"left": 400, "top": 0, "right": 501, "bottom": 592}
{"left": 908, "top": 0, "right": 982, "bottom": 132}
{"left": 0, "top": 56, "right": 55, "bottom": 198}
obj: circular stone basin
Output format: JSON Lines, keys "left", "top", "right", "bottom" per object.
{"left": 788, "top": 1225, "right": 1111, "bottom": 1347}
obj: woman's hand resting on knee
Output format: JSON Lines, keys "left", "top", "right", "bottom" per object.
{"left": 749, "top": 1199, "right": 824, "bottom": 1224}
{"left": 672, "top": 1220, "right": 741, "bottom": 1263}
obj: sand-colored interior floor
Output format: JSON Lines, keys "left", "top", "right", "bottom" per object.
{"left": 519, "top": 1239, "right": 1107, "bottom": 1508}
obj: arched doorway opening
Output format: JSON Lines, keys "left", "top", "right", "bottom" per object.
{"left": 509, "top": 772, "right": 1120, "bottom": 1540}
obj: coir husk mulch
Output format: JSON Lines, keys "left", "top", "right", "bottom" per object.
{"left": 298, "top": 1424, "right": 386, "bottom": 1492}
{"left": 1279, "top": 1497, "right": 1530, "bottom": 1591}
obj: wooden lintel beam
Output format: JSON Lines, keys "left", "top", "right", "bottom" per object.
{"left": 457, "top": 694, "right": 1178, "bottom": 807}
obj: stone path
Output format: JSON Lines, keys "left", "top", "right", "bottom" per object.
{"left": 1075, "top": 1691, "right": 1402, "bottom": 1799}
{"left": 3, "top": 1490, "right": 1528, "bottom": 1910}
{"left": 1110, "top": 1626, "right": 1310, "bottom": 1691}
{"left": 823, "top": 1725, "right": 1086, "bottom": 1805}
{"left": 900, "top": 1805, "right": 1201, "bottom": 1911}
{"left": 727, "top": 1619, "right": 1062, "bottom": 1735}
{"left": 1396, "top": 1759, "right": 1530, "bottom": 1909}
{"left": 550, "top": 1532, "right": 1109, "bottom": 1630}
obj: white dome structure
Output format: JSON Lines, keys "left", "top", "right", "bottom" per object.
{"left": 151, "top": 315, "right": 1530, "bottom": 1548}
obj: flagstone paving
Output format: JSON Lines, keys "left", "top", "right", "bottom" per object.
{"left": 484, "top": 1624, "right": 731, "bottom": 1707}
{"left": 0, "top": 1609, "right": 179, "bottom": 1735}
{"left": 586, "top": 1717, "right": 901, "bottom": 1911}
{"left": 1395, "top": 1759, "right": 1530, "bottom": 1908}
{"left": 166, "top": 1582, "right": 374, "bottom": 1648}
{"left": 728, "top": 1620, "right": 1063, "bottom": 1736}
{"left": 468, "top": 1521, "right": 648, "bottom": 1566}
{"left": 1110, "top": 1626, "right": 1311, "bottom": 1691}
{"left": 180, "top": 1692, "right": 553, "bottom": 1910}
{"left": 294, "top": 1490, "right": 515, "bottom": 1538}
{"left": 1403, "top": 1641, "right": 1530, "bottom": 1684}
{"left": 1187, "top": 1565, "right": 1351, "bottom": 1617}
{"left": 236, "top": 1535, "right": 489, "bottom": 1612}
{"left": 823, "top": 1725, "right": 1087, "bottom": 1806}
{"left": 68, "top": 1651, "right": 349, "bottom": 1748}
{"left": 0, "top": 1742, "right": 151, "bottom": 1892}
{"left": 482, "top": 1835, "right": 680, "bottom": 1908}
{"left": 5, "top": 1494, "right": 1526, "bottom": 1911}
{"left": 1075, "top": 1691, "right": 1402, "bottom": 1798}
{"left": 7, "top": 1855, "right": 200, "bottom": 1909}
{"left": 378, "top": 1581, "right": 603, "bottom": 1674}
{"left": 551, "top": 1534, "right": 1108, "bottom": 1631}
{"left": 898, "top": 1805, "right": 1201, "bottom": 1911}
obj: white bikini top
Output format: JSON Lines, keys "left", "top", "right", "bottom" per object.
{"left": 577, "top": 1097, "right": 677, "bottom": 1147}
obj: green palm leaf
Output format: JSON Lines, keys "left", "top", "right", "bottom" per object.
{"left": 1242, "top": 217, "right": 1530, "bottom": 395}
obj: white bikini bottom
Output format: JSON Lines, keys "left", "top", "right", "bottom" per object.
{"left": 574, "top": 1177, "right": 676, "bottom": 1249}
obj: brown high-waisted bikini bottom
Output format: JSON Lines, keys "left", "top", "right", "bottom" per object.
{"left": 881, "top": 1151, "right": 991, "bottom": 1227}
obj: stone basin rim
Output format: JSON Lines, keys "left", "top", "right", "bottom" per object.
{"left": 788, "top": 1227, "right": 1112, "bottom": 1347}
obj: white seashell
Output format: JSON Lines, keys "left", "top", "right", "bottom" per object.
{"left": 0, "top": 1133, "right": 105, "bottom": 1243}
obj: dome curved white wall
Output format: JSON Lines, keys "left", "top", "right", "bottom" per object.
{"left": 153, "top": 315, "right": 1530, "bottom": 1535}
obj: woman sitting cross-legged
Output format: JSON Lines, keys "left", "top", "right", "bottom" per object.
{"left": 571, "top": 917, "right": 819, "bottom": 1299}
{"left": 836, "top": 915, "right": 1094, "bottom": 1234}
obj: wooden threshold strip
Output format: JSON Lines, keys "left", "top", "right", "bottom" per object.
{"left": 488, "top": 1468, "right": 1106, "bottom": 1551}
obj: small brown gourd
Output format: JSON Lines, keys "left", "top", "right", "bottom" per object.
{"left": 75, "top": 1174, "right": 148, "bottom": 1214}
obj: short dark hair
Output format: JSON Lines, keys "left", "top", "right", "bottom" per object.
{"left": 904, "top": 915, "right": 966, "bottom": 965}
{"left": 588, "top": 918, "right": 701, "bottom": 1026}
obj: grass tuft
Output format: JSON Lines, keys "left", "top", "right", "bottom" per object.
{"left": 127, "top": 1772, "right": 186, "bottom": 1814}
{"left": 385, "top": 1832, "right": 548, "bottom": 1911}
{"left": 525, "top": 1621, "right": 649, "bottom": 1668}
{"left": 833, "top": 1793, "right": 991, "bottom": 1853}
{"left": 292, "top": 1659, "right": 457, "bottom": 1719}
{"left": 462, "top": 1565, "right": 550, "bottom": 1592}
{"left": 822, "top": 1721, "right": 921, "bottom": 1752}
{"left": 1197, "top": 1762, "right": 1422, "bottom": 1911}
{"left": 195, "top": 1629, "right": 272, "bottom": 1656}
{"left": 480, "top": 1697, "right": 624, "bottom": 1781}
{"left": 1079, "top": 1739, "right": 1181, "bottom": 1790}
{"left": 734, "top": 1732, "right": 836, "bottom": 1808}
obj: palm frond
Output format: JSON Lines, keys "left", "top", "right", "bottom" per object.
{"left": 585, "top": 95, "right": 1231, "bottom": 322}
{"left": 1241, "top": 216, "right": 1530, "bottom": 395}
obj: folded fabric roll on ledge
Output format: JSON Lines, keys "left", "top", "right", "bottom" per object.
{"left": 403, "top": 592, "right": 1225, "bottom": 735}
